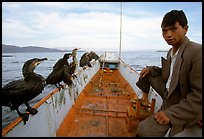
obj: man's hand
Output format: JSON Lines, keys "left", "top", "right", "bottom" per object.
{"left": 140, "top": 67, "right": 150, "bottom": 77}
{"left": 154, "top": 111, "right": 170, "bottom": 125}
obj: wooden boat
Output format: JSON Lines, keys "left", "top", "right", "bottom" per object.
{"left": 2, "top": 52, "right": 202, "bottom": 137}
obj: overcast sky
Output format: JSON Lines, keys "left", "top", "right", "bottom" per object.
{"left": 2, "top": 2, "right": 202, "bottom": 51}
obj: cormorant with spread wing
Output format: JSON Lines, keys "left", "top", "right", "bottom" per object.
{"left": 2, "top": 58, "right": 48, "bottom": 124}
{"left": 79, "top": 52, "right": 91, "bottom": 69}
{"left": 89, "top": 51, "right": 99, "bottom": 61}
{"left": 46, "top": 53, "right": 72, "bottom": 91}
{"left": 79, "top": 51, "right": 99, "bottom": 69}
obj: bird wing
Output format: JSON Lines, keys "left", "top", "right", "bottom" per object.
{"left": 53, "top": 59, "right": 68, "bottom": 70}
{"left": 46, "top": 68, "right": 64, "bottom": 84}
{"left": 2, "top": 79, "right": 33, "bottom": 97}
{"left": 63, "top": 66, "right": 73, "bottom": 85}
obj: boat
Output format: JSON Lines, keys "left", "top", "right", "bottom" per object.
{"left": 2, "top": 52, "right": 202, "bottom": 137}
{"left": 1, "top": 52, "right": 158, "bottom": 137}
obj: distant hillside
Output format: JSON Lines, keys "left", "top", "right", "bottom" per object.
{"left": 2, "top": 44, "right": 67, "bottom": 53}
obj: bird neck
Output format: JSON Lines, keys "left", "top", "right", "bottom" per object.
{"left": 24, "top": 73, "right": 44, "bottom": 83}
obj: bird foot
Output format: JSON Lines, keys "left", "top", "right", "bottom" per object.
{"left": 60, "top": 85, "right": 64, "bottom": 89}
{"left": 82, "top": 67, "right": 86, "bottom": 70}
{"left": 26, "top": 107, "right": 38, "bottom": 115}
{"left": 88, "top": 64, "right": 92, "bottom": 67}
{"left": 57, "top": 87, "right": 61, "bottom": 92}
{"left": 56, "top": 84, "right": 64, "bottom": 92}
{"left": 19, "top": 113, "right": 29, "bottom": 125}
{"left": 58, "top": 85, "right": 64, "bottom": 91}
{"left": 72, "top": 74, "right": 77, "bottom": 79}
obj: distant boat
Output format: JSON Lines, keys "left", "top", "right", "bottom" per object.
{"left": 155, "top": 50, "right": 168, "bottom": 52}
{"left": 2, "top": 55, "right": 14, "bottom": 57}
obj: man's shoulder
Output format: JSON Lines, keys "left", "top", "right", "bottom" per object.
{"left": 183, "top": 40, "right": 202, "bottom": 59}
{"left": 185, "top": 36, "right": 201, "bottom": 48}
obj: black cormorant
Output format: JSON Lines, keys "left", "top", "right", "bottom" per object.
{"left": 79, "top": 51, "right": 99, "bottom": 69}
{"left": 63, "top": 65, "right": 73, "bottom": 86}
{"left": 79, "top": 52, "right": 92, "bottom": 69}
{"left": 46, "top": 53, "right": 72, "bottom": 91}
{"left": 89, "top": 51, "right": 99, "bottom": 61}
{"left": 2, "top": 58, "right": 48, "bottom": 124}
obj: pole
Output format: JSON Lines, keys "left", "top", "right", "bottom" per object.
{"left": 119, "top": 2, "right": 122, "bottom": 60}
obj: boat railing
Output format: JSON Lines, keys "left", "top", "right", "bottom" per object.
{"left": 118, "top": 58, "right": 163, "bottom": 113}
{"left": 2, "top": 59, "right": 100, "bottom": 137}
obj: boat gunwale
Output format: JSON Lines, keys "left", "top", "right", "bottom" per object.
{"left": 2, "top": 62, "right": 94, "bottom": 136}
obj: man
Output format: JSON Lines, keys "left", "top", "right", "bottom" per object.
{"left": 135, "top": 10, "right": 202, "bottom": 137}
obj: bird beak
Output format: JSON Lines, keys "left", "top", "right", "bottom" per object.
{"left": 74, "top": 48, "right": 80, "bottom": 51}
{"left": 36, "top": 58, "right": 48, "bottom": 65}
{"left": 40, "top": 58, "right": 48, "bottom": 61}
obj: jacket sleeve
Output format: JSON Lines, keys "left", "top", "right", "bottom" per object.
{"left": 147, "top": 66, "right": 162, "bottom": 77}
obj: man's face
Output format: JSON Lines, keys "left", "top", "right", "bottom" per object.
{"left": 162, "top": 22, "right": 188, "bottom": 47}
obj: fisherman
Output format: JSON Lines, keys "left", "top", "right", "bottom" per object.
{"left": 135, "top": 10, "right": 202, "bottom": 137}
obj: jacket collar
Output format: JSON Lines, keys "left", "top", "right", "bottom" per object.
{"left": 167, "top": 37, "right": 190, "bottom": 98}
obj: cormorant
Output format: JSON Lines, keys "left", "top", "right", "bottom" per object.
{"left": 63, "top": 48, "right": 80, "bottom": 85}
{"left": 89, "top": 51, "right": 99, "bottom": 61}
{"left": 79, "top": 52, "right": 92, "bottom": 69}
{"left": 72, "top": 48, "right": 80, "bottom": 68}
{"left": 2, "top": 58, "right": 48, "bottom": 124}
{"left": 79, "top": 51, "right": 99, "bottom": 69}
{"left": 71, "top": 48, "right": 80, "bottom": 78}
{"left": 63, "top": 65, "right": 73, "bottom": 86}
{"left": 46, "top": 53, "right": 72, "bottom": 91}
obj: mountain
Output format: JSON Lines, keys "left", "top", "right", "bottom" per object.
{"left": 2, "top": 44, "right": 68, "bottom": 53}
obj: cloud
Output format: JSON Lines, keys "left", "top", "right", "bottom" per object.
{"left": 3, "top": 10, "right": 163, "bottom": 50}
{"left": 2, "top": 2, "right": 202, "bottom": 51}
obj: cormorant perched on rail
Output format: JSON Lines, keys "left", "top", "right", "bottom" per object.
{"left": 2, "top": 58, "right": 48, "bottom": 124}
{"left": 63, "top": 64, "right": 74, "bottom": 86}
{"left": 79, "top": 51, "right": 99, "bottom": 69}
{"left": 46, "top": 53, "right": 72, "bottom": 91}
{"left": 63, "top": 48, "right": 80, "bottom": 85}
{"left": 79, "top": 52, "right": 91, "bottom": 69}
{"left": 71, "top": 48, "right": 80, "bottom": 78}
{"left": 89, "top": 51, "right": 99, "bottom": 61}
{"left": 72, "top": 48, "right": 80, "bottom": 68}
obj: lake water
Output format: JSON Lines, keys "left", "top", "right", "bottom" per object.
{"left": 2, "top": 50, "right": 167, "bottom": 129}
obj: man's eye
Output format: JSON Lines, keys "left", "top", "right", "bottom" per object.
{"left": 171, "top": 28, "right": 177, "bottom": 31}
{"left": 162, "top": 29, "right": 167, "bottom": 33}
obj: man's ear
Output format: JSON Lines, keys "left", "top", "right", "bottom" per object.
{"left": 184, "top": 25, "right": 188, "bottom": 32}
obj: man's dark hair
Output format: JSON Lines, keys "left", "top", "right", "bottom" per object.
{"left": 161, "top": 10, "right": 188, "bottom": 28}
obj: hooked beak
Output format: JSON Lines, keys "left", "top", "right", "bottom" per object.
{"left": 40, "top": 58, "right": 48, "bottom": 61}
{"left": 35, "top": 58, "right": 48, "bottom": 66}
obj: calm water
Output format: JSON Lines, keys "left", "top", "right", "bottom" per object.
{"left": 2, "top": 50, "right": 167, "bottom": 128}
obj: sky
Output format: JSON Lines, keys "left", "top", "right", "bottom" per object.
{"left": 2, "top": 2, "right": 202, "bottom": 51}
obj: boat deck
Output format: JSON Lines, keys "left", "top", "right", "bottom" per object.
{"left": 56, "top": 68, "right": 151, "bottom": 137}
